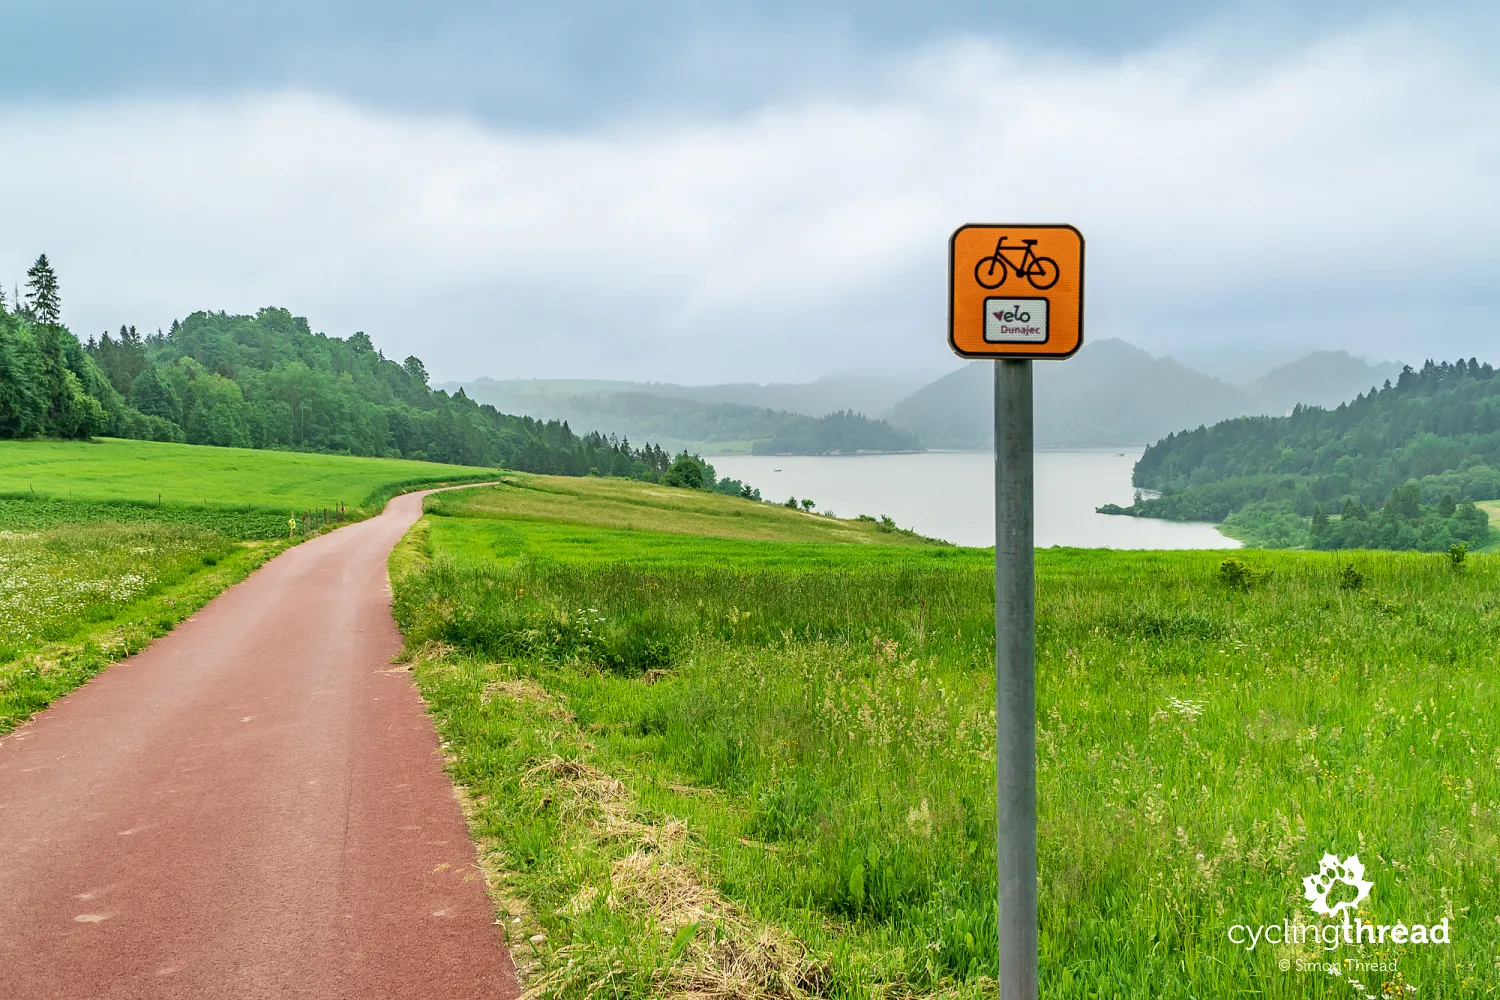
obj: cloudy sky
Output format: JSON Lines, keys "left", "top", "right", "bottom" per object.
{"left": 1, "top": 1, "right": 1496, "bottom": 384}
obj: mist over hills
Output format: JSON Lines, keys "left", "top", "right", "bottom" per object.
{"left": 888, "top": 341, "right": 1231, "bottom": 449}
{"left": 1248, "top": 350, "right": 1404, "bottom": 415}
{"left": 885, "top": 342, "right": 1403, "bottom": 449}
{"left": 442, "top": 375, "right": 928, "bottom": 454}
{"left": 444, "top": 374, "right": 928, "bottom": 419}
{"left": 445, "top": 341, "right": 1402, "bottom": 454}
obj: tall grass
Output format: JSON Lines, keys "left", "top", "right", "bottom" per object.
{"left": 394, "top": 481, "right": 1500, "bottom": 999}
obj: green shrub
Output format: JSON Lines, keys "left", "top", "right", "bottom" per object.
{"left": 1217, "top": 557, "right": 1272, "bottom": 590}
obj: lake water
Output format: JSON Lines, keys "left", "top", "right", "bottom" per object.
{"left": 707, "top": 449, "right": 1237, "bottom": 550}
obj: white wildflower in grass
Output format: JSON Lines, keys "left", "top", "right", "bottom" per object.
{"left": 1165, "top": 697, "right": 1205, "bottom": 720}
{"left": 0, "top": 522, "right": 230, "bottom": 661}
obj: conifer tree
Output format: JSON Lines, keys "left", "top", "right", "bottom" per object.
{"left": 25, "top": 254, "right": 60, "bottom": 324}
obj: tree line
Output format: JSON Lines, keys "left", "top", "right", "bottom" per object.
{"left": 1097, "top": 358, "right": 1500, "bottom": 550}
{"left": 749, "top": 408, "right": 919, "bottom": 455}
{"left": 0, "top": 255, "right": 755, "bottom": 492}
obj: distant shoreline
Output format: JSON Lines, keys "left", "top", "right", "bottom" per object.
{"left": 706, "top": 446, "right": 1148, "bottom": 458}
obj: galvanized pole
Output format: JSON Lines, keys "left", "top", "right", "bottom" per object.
{"left": 994, "top": 358, "right": 1037, "bottom": 999}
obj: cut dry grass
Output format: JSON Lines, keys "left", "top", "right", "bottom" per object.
{"left": 411, "top": 642, "right": 838, "bottom": 1000}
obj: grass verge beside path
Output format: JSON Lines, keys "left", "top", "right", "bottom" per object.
{"left": 0, "top": 528, "right": 285, "bottom": 733}
{"left": 0, "top": 438, "right": 500, "bottom": 733}
{"left": 393, "top": 475, "right": 1500, "bottom": 1000}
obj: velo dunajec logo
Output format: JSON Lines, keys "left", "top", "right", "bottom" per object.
{"left": 1227, "top": 851, "right": 1452, "bottom": 957}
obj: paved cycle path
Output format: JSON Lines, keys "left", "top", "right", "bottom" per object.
{"left": 0, "top": 488, "right": 518, "bottom": 999}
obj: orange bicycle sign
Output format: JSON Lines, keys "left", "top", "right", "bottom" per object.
{"left": 948, "top": 224, "right": 1084, "bottom": 359}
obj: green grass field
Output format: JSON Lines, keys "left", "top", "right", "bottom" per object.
{"left": 0, "top": 437, "right": 496, "bottom": 510}
{"left": 392, "top": 474, "right": 1499, "bottom": 999}
{"left": 0, "top": 438, "right": 498, "bottom": 733}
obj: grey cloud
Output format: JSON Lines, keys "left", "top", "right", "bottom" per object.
{"left": 0, "top": 20, "right": 1494, "bottom": 383}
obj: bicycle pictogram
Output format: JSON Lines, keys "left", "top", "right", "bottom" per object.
{"left": 974, "top": 236, "right": 1060, "bottom": 291}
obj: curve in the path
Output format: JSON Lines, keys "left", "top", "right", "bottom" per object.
{"left": 0, "top": 487, "right": 519, "bottom": 999}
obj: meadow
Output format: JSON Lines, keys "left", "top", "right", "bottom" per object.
{"left": 0, "top": 438, "right": 497, "bottom": 733}
{"left": 392, "top": 474, "right": 1500, "bottom": 1000}
{"left": 0, "top": 437, "right": 496, "bottom": 509}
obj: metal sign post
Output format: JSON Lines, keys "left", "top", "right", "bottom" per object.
{"left": 947, "top": 223, "right": 1083, "bottom": 1000}
{"left": 994, "top": 358, "right": 1036, "bottom": 999}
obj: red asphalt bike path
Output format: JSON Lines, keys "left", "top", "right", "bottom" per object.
{"left": 0, "top": 487, "right": 520, "bottom": 998}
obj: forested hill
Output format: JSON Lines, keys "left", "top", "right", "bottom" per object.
{"left": 1, "top": 305, "right": 671, "bottom": 478}
{"left": 750, "top": 409, "right": 918, "bottom": 455}
{"left": 1111, "top": 359, "right": 1500, "bottom": 550}
{"left": 447, "top": 382, "right": 921, "bottom": 456}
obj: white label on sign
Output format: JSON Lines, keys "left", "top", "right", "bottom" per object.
{"left": 984, "top": 297, "right": 1048, "bottom": 344}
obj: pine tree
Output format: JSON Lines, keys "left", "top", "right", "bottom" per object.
{"left": 25, "top": 254, "right": 60, "bottom": 324}
{"left": 132, "top": 366, "right": 184, "bottom": 427}
{"left": 95, "top": 324, "right": 148, "bottom": 397}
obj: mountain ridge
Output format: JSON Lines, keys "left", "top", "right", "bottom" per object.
{"left": 440, "top": 341, "right": 1404, "bottom": 454}
{"left": 885, "top": 341, "right": 1402, "bottom": 449}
